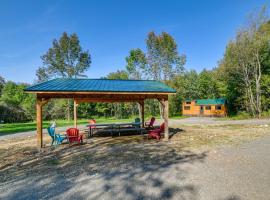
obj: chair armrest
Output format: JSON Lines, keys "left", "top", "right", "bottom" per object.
{"left": 67, "top": 136, "right": 80, "bottom": 138}
{"left": 56, "top": 133, "right": 66, "bottom": 138}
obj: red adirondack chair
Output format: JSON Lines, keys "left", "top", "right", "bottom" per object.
{"left": 147, "top": 122, "right": 165, "bottom": 140}
{"left": 66, "top": 128, "right": 83, "bottom": 144}
{"left": 88, "top": 119, "right": 96, "bottom": 136}
{"left": 89, "top": 119, "right": 96, "bottom": 127}
{"left": 145, "top": 117, "right": 155, "bottom": 128}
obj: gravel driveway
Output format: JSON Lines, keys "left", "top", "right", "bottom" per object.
{"left": 170, "top": 117, "right": 270, "bottom": 126}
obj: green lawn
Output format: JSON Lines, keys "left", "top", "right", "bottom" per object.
{"left": 0, "top": 118, "right": 133, "bottom": 135}
{"left": 0, "top": 116, "right": 187, "bottom": 135}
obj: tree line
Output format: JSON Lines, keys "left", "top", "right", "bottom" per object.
{"left": 0, "top": 6, "right": 270, "bottom": 123}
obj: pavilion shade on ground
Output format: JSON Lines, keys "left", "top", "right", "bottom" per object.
{"left": 24, "top": 78, "right": 176, "bottom": 149}
{"left": 182, "top": 98, "right": 227, "bottom": 117}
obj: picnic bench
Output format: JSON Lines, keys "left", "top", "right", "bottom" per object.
{"left": 86, "top": 122, "right": 145, "bottom": 137}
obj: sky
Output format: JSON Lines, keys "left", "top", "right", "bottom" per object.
{"left": 0, "top": 0, "right": 269, "bottom": 83}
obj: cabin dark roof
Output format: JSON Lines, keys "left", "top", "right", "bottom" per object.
{"left": 24, "top": 78, "right": 176, "bottom": 93}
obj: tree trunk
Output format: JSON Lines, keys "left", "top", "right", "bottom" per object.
{"left": 255, "top": 51, "right": 262, "bottom": 118}
{"left": 137, "top": 103, "right": 142, "bottom": 119}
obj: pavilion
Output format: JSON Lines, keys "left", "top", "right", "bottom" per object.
{"left": 24, "top": 78, "right": 176, "bottom": 148}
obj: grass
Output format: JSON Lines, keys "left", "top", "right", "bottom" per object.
{"left": 0, "top": 115, "right": 187, "bottom": 135}
{"left": 0, "top": 118, "right": 133, "bottom": 135}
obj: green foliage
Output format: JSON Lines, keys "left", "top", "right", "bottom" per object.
{"left": 197, "top": 69, "right": 220, "bottom": 99}
{"left": 0, "top": 81, "right": 35, "bottom": 122}
{"left": 106, "top": 70, "right": 129, "bottom": 80}
{"left": 0, "top": 76, "right": 5, "bottom": 96}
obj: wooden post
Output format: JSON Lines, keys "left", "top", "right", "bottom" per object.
{"left": 140, "top": 101, "right": 145, "bottom": 127}
{"left": 36, "top": 97, "right": 49, "bottom": 149}
{"left": 36, "top": 100, "right": 43, "bottom": 149}
{"left": 163, "top": 99, "right": 169, "bottom": 140}
{"left": 74, "top": 99, "right": 78, "bottom": 128}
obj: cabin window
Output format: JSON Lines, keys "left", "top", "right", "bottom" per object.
{"left": 186, "top": 101, "right": 191, "bottom": 104}
{"left": 215, "top": 105, "right": 222, "bottom": 110}
{"left": 184, "top": 106, "right": 190, "bottom": 110}
{"left": 205, "top": 105, "right": 211, "bottom": 110}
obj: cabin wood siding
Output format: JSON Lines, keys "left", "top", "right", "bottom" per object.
{"left": 182, "top": 100, "right": 227, "bottom": 117}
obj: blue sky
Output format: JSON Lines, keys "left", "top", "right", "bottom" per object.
{"left": 0, "top": 0, "right": 268, "bottom": 83}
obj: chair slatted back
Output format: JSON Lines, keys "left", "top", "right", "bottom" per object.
{"left": 149, "top": 117, "right": 155, "bottom": 126}
{"left": 160, "top": 123, "right": 165, "bottom": 133}
{"left": 47, "top": 127, "right": 55, "bottom": 138}
{"left": 66, "top": 128, "right": 79, "bottom": 137}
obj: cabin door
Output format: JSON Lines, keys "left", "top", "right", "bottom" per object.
{"left": 200, "top": 106, "right": 204, "bottom": 115}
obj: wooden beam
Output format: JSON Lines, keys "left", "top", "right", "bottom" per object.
{"left": 37, "top": 93, "right": 168, "bottom": 101}
{"left": 36, "top": 97, "right": 49, "bottom": 149}
{"left": 76, "top": 98, "right": 145, "bottom": 103}
{"left": 74, "top": 99, "right": 78, "bottom": 128}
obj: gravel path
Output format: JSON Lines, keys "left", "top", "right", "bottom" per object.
{"left": 170, "top": 117, "right": 270, "bottom": 126}
{"left": 0, "top": 124, "right": 87, "bottom": 140}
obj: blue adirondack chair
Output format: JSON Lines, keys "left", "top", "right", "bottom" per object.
{"left": 134, "top": 118, "right": 141, "bottom": 128}
{"left": 47, "top": 127, "right": 67, "bottom": 145}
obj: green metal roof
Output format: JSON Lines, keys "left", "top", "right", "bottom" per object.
{"left": 24, "top": 78, "right": 176, "bottom": 93}
{"left": 195, "top": 98, "right": 226, "bottom": 105}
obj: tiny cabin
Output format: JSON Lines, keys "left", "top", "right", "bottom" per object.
{"left": 182, "top": 98, "right": 227, "bottom": 117}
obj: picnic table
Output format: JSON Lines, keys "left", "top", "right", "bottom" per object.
{"left": 86, "top": 122, "right": 145, "bottom": 137}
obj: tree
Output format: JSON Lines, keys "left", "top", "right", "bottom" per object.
{"left": 125, "top": 49, "right": 147, "bottom": 79}
{"left": 36, "top": 32, "right": 91, "bottom": 120}
{"left": 198, "top": 69, "right": 220, "bottom": 99}
{"left": 37, "top": 32, "right": 91, "bottom": 80}
{"left": 0, "top": 81, "right": 35, "bottom": 122}
{"left": 218, "top": 6, "right": 270, "bottom": 117}
{"left": 146, "top": 31, "right": 186, "bottom": 81}
{"left": 107, "top": 70, "right": 129, "bottom": 80}
{"left": 0, "top": 76, "right": 5, "bottom": 96}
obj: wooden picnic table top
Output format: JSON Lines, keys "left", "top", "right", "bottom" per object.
{"left": 86, "top": 122, "right": 142, "bottom": 127}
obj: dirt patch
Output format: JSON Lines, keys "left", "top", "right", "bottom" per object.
{"left": 0, "top": 122, "right": 269, "bottom": 185}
